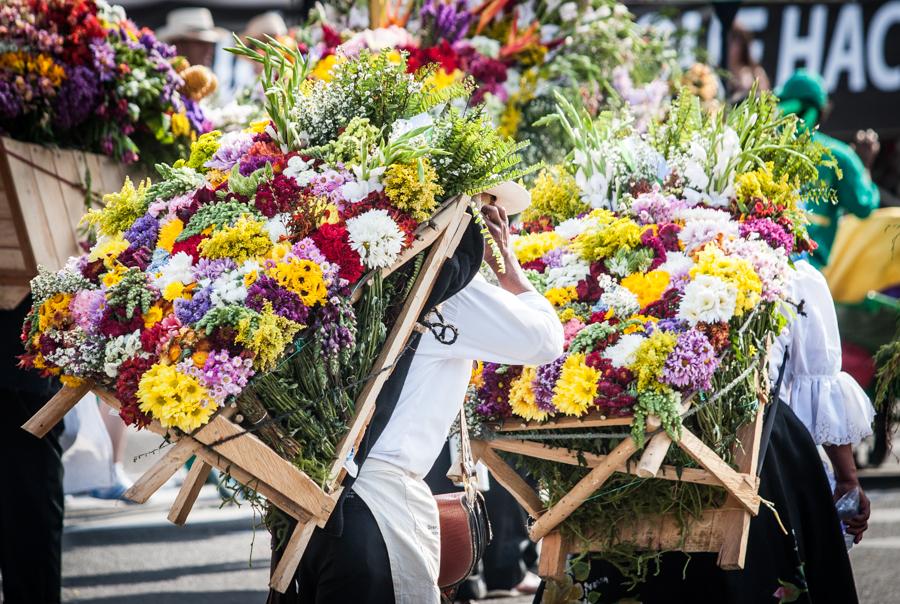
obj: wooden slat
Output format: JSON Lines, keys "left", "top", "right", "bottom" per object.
{"left": 23, "top": 143, "right": 78, "bottom": 269}
{"left": 471, "top": 439, "right": 543, "bottom": 517}
{"left": 0, "top": 218, "right": 19, "bottom": 248}
{"left": 537, "top": 532, "right": 569, "bottom": 580}
{"left": 529, "top": 437, "right": 639, "bottom": 541}
{"left": 50, "top": 148, "right": 92, "bottom": 245}
{"left": 0, "top": 285, "right": 30, "bottom": 310}
{"left": 168, "top": 460, "right": 213, "bottom": 525}
{"left": 485, "top": 438, "right": 720, "bottom": 487}
{"left": 0, "top": 248, "right": 27, "bottom": 271}
{"left": 328, "top": 196, "right": 469, "bottom": 489}
{"left": 491, "top": 412, "right": 633, "bottom": 432}
{"left": 675, "top": 427, "right": 760, "bottom": 515}
{"left": 576, "top": 508, "right": 734, "bottom": 554}
{"left": 270, "top": 521, "right": 317, "bottom": 593}
{"left": 191, "top": 415, "right": 335, "bottom": 523}
{"left": 21, "top": 382, "right": 92, "bottom": 437}
{"left": 124, "top": 437, "right": 203, "bottom": 503}
{"left": 0, "top": 138, "right": 39, "bottom": 279}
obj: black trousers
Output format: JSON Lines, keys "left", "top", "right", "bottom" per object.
{"left": 0, "top": 390, "right": 63, "bottom": 604}
{"left": 269, "top": 491, "right": 395, "bottom": 604}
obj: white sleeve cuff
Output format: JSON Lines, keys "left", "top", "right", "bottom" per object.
{"left": 786, "top": 371, "right": 875, "bottom": 446}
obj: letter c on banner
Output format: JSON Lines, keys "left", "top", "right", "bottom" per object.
{"left": 868, "top": 1, "right": 900, "bottom": 91}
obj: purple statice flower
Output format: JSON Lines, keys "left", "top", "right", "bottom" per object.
{"left": 542, "top": 247, "right": 566, "bottom": 269}
{"left": 662, "top": 329, "right": 719, "bottom": 392}
{"left": 476, "top": 364, "right": 522, "bottom": 419}
{"left": 52, "top": 65, "right": 101, "bottom": 130}
{"left": 420, "top": 0, "right": 473, "bottom": 45}
{"left": 174, "top": 287, "right": 213, "bottom": 325}
{"left": 246, "top": 275, "right": 309, "bottom": 324}
{"left": 91, "top": 40, "right": 117, "bottom": 82}
{"left": 194, "top": 258, "right": 237, "bottom": 284}
{"left": 183, "top": 98, "right": 211, "bottom": 134}
{"left": 312, "top": 296, "right": 355, "bottom": 355}
{"left": 739, "top": 218, "right": 794, "bottom": 253}
{"left": 239, "top": 154, "right": 275, "bottom": 176}
{"left": 533, "top": 356, "right": 563, "bottom": 413}
{"left": 629, "top": 188, "right": 688, "bottom": 225}
{"left": 124, "top": 214, "right": 160, "bottom": 250}
{"left": 205, "top": 131, "right": 254, "bottom": 172}
{"left": 291, "top": 238, "right": 327, "bottom": 265}
{"left": 0, "top": 79, "right": 22, "bottom": 119}
{"left": 655, "top": 318, "right": 687, "bottom": 334}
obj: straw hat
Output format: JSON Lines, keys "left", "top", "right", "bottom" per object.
{"left": 157, "top": 8, "right": 229, "bottom": 43}
{"left": 243, "top": 11, "right": 288, "bottom": 40}
{"left": 481, "top": 181, "right": 531, "bottom": 215}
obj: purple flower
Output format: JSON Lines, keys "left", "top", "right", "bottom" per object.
{"left": 291, "top": 238, "right": 327, "bottom": 265}
{"left": 662, "top": 329, "right": 719, "bottom": 392}
{"left": 124, "top": 214, "right": 160, "bottom": 250}
{"left": 174, "top": 287, "right": 213, "bottom": 324}
{"left": 533, "top": 357, "right": 564, "bottom": 413}
{"left": 542, "top": 247, "right": 566, "bottom": 269}
{"left": 240, "top": 154, "right": 275, "bottom": 176}
{"left": 246, "top": 275, "right": 309, "bottom": 324}
{"left": 53, "top": 65, "right": 101, "bottom": 130}
{"left": 630, "top": 189, "right": 688, "bottom": 225}
{"left": 739, "top": 218, "right": 794, "bottom": 253}
{"left": 183, "top": 98, "right": 211, "bottom": 134}
{"left": 205, "top": 131, "right": 254, "bottom": 172}
{"left": 476, "top": 364, "right": 522, "bottom": 419}
{"left": 420, "top": 0, "right": 473, "bottom": 45}
{"left": 194, "top": 258, "right": 237, "bottom": 283}
{"left": 91, "top": 40, "right": 117, "bottom": 82}
{"left": 311, "top": 296, "right": 355, "bottom": 355}
{"left": 0, "top": 79, "right": 22, "bottom": 119}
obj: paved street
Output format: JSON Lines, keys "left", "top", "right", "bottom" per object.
{"left": 57, "top": 429, "right": 900, "bottom": 603}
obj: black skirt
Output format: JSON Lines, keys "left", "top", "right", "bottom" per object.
{"left": 534, "top": 401, "right": 858, "bottom": 604}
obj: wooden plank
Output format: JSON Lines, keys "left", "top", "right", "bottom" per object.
{"left": 0, "top": 285, "right": 30, "bottom": 310}
{"left": 529, "top": 437, "right": 639, "bottom": 542}
{"left": 0, "top": 138, "right": 39, "bottom": 278}
{"left": 675, "top": 427, "right": 760, "bottom": 515}
{"left": 717, "top": 403, "right": 765, "bottom": 569}
{"left": 537, "top": 532, "right": 569, "bottom": 580}
{"left": 328, "top": 196, "right": 470, "bottom": 489}
{"left": 485, "top": 438, "right": 720, "bottom": 487}
{"left": 576, "top": 508, "right": 734, "bottom": 554}
{"left": 491, "top": 412, "right": 633, "bottom": 432}
{"left": 24, "top": 143, "right": 78, "bottom": 269}
{"left": 0, "top": 248, "right": 27, "bottom": 271}
{"left": 471, "top": 439, "right": 543, "bottom": 517}
{"left": 191, "top": 415, "right": 335, "bottom": 523}
{"left": 124, "top": 437, "right": 203, "bottom": 503}
{"left": 50, "top": 148, "right": 92, "bottom": 244}
{"left": 0, "top": 218, "right": 19, "bottom": 248}
{"left": 21, "top": 382, "right": 92, "bottom": 437}
{"left": 270, "top": 521, "right": 317, "bottom": 593}
{"left": 168, "top": 460, "right": 213, "bottom": 525}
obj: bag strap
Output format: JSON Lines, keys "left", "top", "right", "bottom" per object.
{"left": 757, "top": 346, "right": 790, "bottom": 474}
{"left": 448, "top": 404, "right": 477, "bottom": 502}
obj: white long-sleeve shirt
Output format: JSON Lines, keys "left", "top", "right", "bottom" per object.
{"left": 367, "top": 274, "right": 565, "bottom": 478}
{"left": 769, "top": 261, "right": 875, "bottom": 446}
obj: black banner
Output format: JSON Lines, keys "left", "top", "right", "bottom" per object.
{"left": 629, "top": 1, "right": 900, "bottom": 137}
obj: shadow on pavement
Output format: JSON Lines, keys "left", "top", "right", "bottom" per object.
{"left": 67, "top": 590, "right": 267, "bottom": 603}
{"left": 63, "top": 517, "right": 260, "bottom": 547}
{"left": 63, "top": 560, "right": 271, "bottom": 588}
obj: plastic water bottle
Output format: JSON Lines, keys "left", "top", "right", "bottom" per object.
{"left": 835, "top": 487, "right": 860, "bottom": 550}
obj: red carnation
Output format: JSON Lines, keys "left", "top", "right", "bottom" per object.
{"left": 311, "top": 223, "right": 365, "bottom": 284}
{"left": 171, "top": 234, "right": 204, "bottom": 262}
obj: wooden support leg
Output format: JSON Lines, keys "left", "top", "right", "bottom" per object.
{"left": 529, "top": 437, "right": 639, "bottom": 542}
{"left": 676, "top": 427, "right": 760, "bottom": 515}
{"left": 537, "top": 531, "right": 569, "bottom": 580}
{"left": 168, "top": 460, "right": 213, "bottom": 525}
{"left": 270, "top": 521, "right": 317, "bottom": 593}
{"left": 471, "top": 440, "right": 543, "bottom": 518}
{"left": 124, "top": 438, "right": 201, "bottom": 504}
{"left": 635, "top": 432, "right": 672, "bottom": 478}
{"left": 22, "top": 382, "right": 92, "bottom": 437}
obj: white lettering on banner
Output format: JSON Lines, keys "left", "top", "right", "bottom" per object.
{"left": 868, "top": 2, "right": 900, "bottom": 90}
{"left": 775, "top": 5, "right": 828, "bottom": 86}
{"left": 823, "top": 5, "right": 867, "bottom": 92}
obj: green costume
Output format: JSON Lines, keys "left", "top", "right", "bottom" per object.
{"left": 777, "top": 71, "right": 880, "bottom": 268}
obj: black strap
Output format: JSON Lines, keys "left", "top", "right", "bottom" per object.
{"left": 757, "top": 347, "right": 790, "bottom": 474}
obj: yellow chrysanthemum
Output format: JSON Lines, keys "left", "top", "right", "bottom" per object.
{"left": 513, "top": 231, "right": 565, "bottom": 264}
{"left": 544, "top": 286, "right": 578, "bottom": 308}
{"left": 310, "top": 54, "right": 343, "bottom": 81}
{"left": 157, "top": 218, "right": 184, "bottom": 253}
{"left": 38, "top": 293, "right": 72, "bottom": 332}
{"left": 137, "top": 363, "right": 216, "bottom": 432}
{"left": 88, "top": 235, "right": 130, "bottom": 267}
{"left": 423, "top": 67, "right": 462, "bottom": 90}
{"left": 162, "top": 281, "right": 189, "bottom": 302}
{"left": 622, "top": 314, "right": 659, "bottom": 335}
{"left": 630, "top": 330, "right": 677, "bottom": 393}
{"left": 143, "top": 304, "right": 165, "bottom": 328}
{"left": 198, "top": 215, "right": 272, "bottom": 263}
{"left": 171, "top": 111, "right": 192, "bottom": 138}
{"left": 558, "top": 307, "right": 578, "bottom": 323}
{"left": 620, "top": 270, "right": 671, "bottom": 309}
{"left": 101, "top": 264, "right": 128, "bottom": 288}
{"left": 470, "top": 361, "right": 485, "bottom": 389}
{"left": 60, "top": 374, "right": 85, "bottom": 388}
{"left": 509, "top": 367, "right": 548, "bottom": 422}
{"left": 690, "top": 245, "right": 762, "bottom": 315}
{"left": 268, "top": 258, "right": 328, "bottom": 306}
{"left": 552, "top": 353, "right": 601, "bottom": 417}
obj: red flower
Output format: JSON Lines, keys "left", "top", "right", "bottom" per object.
{"left": 401, "top": 41, "right": 460, "bottom": 74}
{"left": 115, "top": 356, "right": 154, "bottom": 429}
{"left": 171, "top": 234, "right": 204, "bottom": 262}
{"left": 99, "top": 305, "right": 144, "bottom": 338}
{"left": 311, "top": 223, "right": 365, "bottom": 284}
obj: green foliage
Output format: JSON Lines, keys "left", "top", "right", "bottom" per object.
{"left": 225, "top": 163, "right": 274, "bottom": 199}
{"left": 144, "top": 164, "right": 206, "bottom": 205}
{"left": 631, "top": 389, "right": 682, "bottom": 448}
{"left": 195, "top": 305, "right": 256, "bottom": 335}
{"left": 106, "top": 268, "right": 153, "bottom": 318}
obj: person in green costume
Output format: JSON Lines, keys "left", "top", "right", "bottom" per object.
{"left": 777, "top": 70, "right": 881, "bottom": 269}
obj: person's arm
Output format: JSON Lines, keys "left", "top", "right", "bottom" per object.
{"left": 824, "top": 444, "right": 870, "bottom": 543}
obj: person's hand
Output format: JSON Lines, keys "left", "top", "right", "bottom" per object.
{"left": 852, "top": 129, "right": 881, "bottom": 170}
{"left": 481, "top": 203, "right": 511, "bottom": 273}
{"left": 834, "top": 479, "right": 871, "bottom": 544}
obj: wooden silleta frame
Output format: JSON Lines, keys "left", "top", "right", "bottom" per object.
{"left": 471, "top": 379, "right": 768, "bottom": 580}
{"left": 22, "top": 194, "right": 473, "bottom": 593}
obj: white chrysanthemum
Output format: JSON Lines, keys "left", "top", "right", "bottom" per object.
{"left": 658, "top": 251, "right": 695, "bottom": 277}
{"left": 346, "top": 209, "right": 404, "bottom": 270}
{"left": 604, "top": 333, "right": 645, "bottom": 368}
{"left": 677, "top": 274, "right": 738, "bottom": 325}
{"left": 676, "top": 207, "right": 739, "bottom": 252}
{"left": 555, "top": 217, "right": 590, "bottom": 240}
{"left": 544, "top": 254, "right": 590, "bottom": 289}
{"left": 598, "top": 274, "right": 640, "bottom": 317}
{"left": 340, "top": 165, "right": 386, "bottom": 204}
{"left": 153, "top": 252, "right": 196, "bottom": 289}
{"left": 265, "top": 214, "right": 290, "bottom": 243}
{"left": 282, "top": 155, "right": 317, "bottom": 187}
{"left": 103, "top": 331, "right": 144, "bottom": 378}
{"left": 210, "top": 273, "right": 248, "bottom": 306}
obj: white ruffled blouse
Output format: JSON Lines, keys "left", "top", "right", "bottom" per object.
{"left": 768, "top": 261, "right": 875, "bottom": 446}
